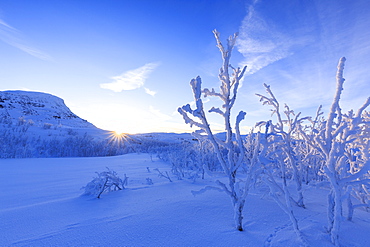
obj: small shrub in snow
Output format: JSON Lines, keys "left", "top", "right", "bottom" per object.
{"left": 146, "top": 178, "right": 154, "bottom": 185}
{"left": 67, "top": 128, "right": 77, "bottom": 136}
{"left": 154, "top": 168, "right": 172, "bottom": 182}
{"left": 82, "top": 167, "right": 127, "bottom": 198}
{"left": 17, "top": 117, "right": 26, "bottom": 126}
{"left": 43, "top": 123, "right": 52, "bottom": 129}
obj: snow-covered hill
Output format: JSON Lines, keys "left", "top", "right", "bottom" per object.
{"left": 0, "top": 90, "right": 97, "bottom": 129}
{"left": 0, "top": 90, "right": 128, "bottom": 158}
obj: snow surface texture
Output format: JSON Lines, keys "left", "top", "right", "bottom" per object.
{"left": 1, "top": 154, "right": 369, "bottom": 246}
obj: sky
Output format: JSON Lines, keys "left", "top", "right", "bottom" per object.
{"left": 1, "top": 0, "right": 370, "bottom": 134}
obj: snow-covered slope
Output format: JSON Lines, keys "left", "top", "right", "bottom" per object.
{"left": 0, "top": 90, "right": 95, "bottom": 129}
{"left": 0, "top": 90, "right": 112, "bottom": 142}
{"left": 0, "top": 90, "right": 125, "bottom": 158}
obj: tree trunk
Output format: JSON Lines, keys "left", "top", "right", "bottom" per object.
{"left": 234, "top": 200, "right": 245, "bottom": 231}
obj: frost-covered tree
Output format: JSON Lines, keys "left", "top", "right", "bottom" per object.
{"left": 178, "top": 30, "right": 250, "bottom": 231}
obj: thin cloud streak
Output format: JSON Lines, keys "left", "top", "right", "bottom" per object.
{"left": 236, "top": 2, "right": 311, "bottom": 75}
{"left": 100, "top": 62, "right": 160, "bottom": 93}
{"left": 0, "top": 18, "right": 52, "bottom": 61}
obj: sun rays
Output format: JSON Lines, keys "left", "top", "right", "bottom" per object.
{"left": 107, "top": 131, "right": 130, "bottom": 146}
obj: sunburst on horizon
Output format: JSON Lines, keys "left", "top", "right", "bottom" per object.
{"left": 107, "top": 131, "right": 131, "bottom": 145}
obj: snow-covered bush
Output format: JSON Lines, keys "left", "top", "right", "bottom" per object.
{"left": 256, "top": 57, "right": 370, "bottom": 246}
{"left": 146, "top": 177, "right": 154, "bottom": 185}
{"left": 0, "top": 127, "right": 132, "bottom": 158}
{"left": 297, "top": 57, "right": 370, "bottom": 246}
{"left": 154, "top": 140, "right": 220, "bottom": 181}
{"left": 134, "top": 135, "right": 221, "bottom": 182}
{"left": 254, "top": 84, "right": 313, "bottom": 243}
{"left": 178, "top": 30, "right": 251, "bottom": 231}
{"left": 17, "top": 117, "right": 27, "bottom": 126}
{"left": 154, "top": 168, "right": 173, "bottom": 182}
{"left": 256, "top": 85, "right": 307, "bottom": 208}
{"left": 43, "top": 123, "right": 53, "bottom": 129}
{"left": 0, "top": 124, "right": 33, "bottom": 158}
{"left": 82, "top": 167, "right": 128, "bottom": 198}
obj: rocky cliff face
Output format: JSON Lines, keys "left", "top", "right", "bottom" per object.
{"left": 0, "top": 90, "right": 96, "bottom": 129}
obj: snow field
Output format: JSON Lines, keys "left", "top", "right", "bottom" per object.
{"left": 1, "top": 154, "right": 369, "bottom": 246}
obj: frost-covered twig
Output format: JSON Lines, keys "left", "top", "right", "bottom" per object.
{"left": 154, "top": 168, "right": 173, "bottom": 182}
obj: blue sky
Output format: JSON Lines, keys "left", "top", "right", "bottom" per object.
{"left": 1, "top": 0, "right": 369, "bottom": 134}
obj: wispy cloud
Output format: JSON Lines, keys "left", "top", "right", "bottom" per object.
{"left": 237, "top": 2, "right": 311, "bottom": 75}
{"left": 144, "top": 87, "right": 157, "bottom": 96}
{"left": 100, "top": 62, "right": 160, "bottom": 94}
{"left": 0, "top": 18, "right": 52, "bottom": 61}
{"left": 237, "top": 0, "right": 370, "bottom": 117}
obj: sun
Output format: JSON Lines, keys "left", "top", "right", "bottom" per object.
{"left": 113, "top": 130, "right": 126, "bottom": 136}
{"left": 107, "top": 130, "right": 131, "bottom": 146}
{"left": 110, "top": 126, "right": 127, "bottom": 136}
{"left": 111, "top": 131, "right": 128, "bottom": 139}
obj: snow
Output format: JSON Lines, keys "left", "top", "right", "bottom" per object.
{"left": 1, "top": 153, "right": 369, "bottom": 246}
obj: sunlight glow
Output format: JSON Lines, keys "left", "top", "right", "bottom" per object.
{"left": 106, "top": 131, "right": 132, "bottom": 151}
{"left": 113, "top": 130, "right": 126, "bottom": 136}
{"left": 109, "top": 131, "right": 129, "bottom": 142}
